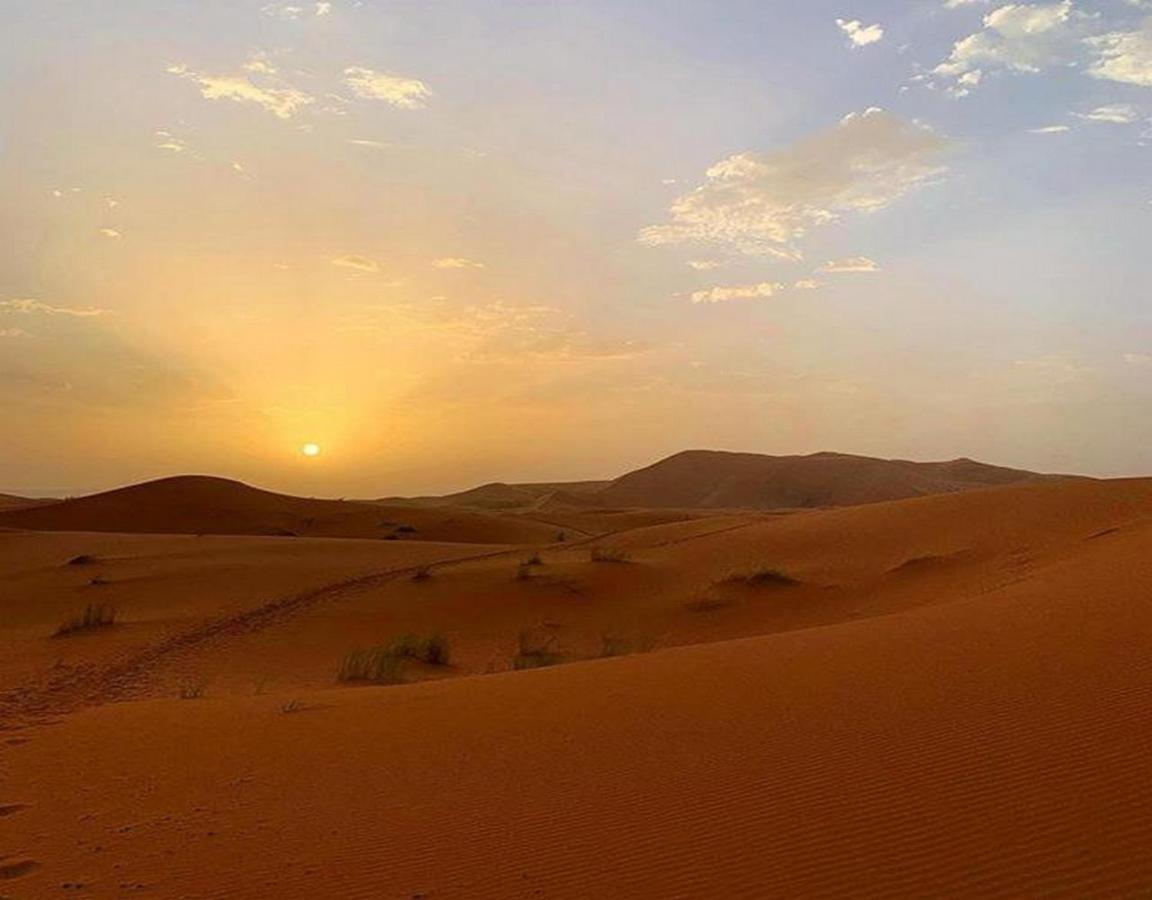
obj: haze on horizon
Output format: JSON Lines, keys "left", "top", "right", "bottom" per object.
{"left": 2, "top": 0, "right": 1150, "bottom": 497}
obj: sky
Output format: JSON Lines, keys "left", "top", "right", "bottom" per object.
{"left": 1, "top": 0, "right": 1150, "bottom": 496}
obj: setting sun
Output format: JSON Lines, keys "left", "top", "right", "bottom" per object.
{"left": 301, "top": 443, "right": 321, "bottom": 458}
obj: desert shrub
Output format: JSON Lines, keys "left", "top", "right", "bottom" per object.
{"left": 179, "top": 680, "right": 207, "bottom": 700}
{"left": 54, "top": 603, "right": 116, "bottom": 637}
{"left": 411, "top": 566, "right": 433, "bottom": 582}
{"left": 599, "top": 633, "right": 657, "bottom": 658}
{"left": 67, "top": 554, "right": 96, "bottom": 566}
{"left": 280, "top": 699, "right": 305, "bottom": 714}
{"left": 590, "top": 547, "right": 631, "bottom": 564}
{"left": 337, "top": 647, "right": 407, "bottom": 685}
{"left": 396, "top": 524, "right": 418, "bottom": 534}
{"left": 337, "top": 632, "right": 450, "bottom": 684}
{"left": 721, "top": 567, "right": 799, "bottom": 588}
{"left": 512, "top": 630, "right": 561, "bottom": 670}
{"left": 684, "top": 596, "right": 729, "bottom": 613}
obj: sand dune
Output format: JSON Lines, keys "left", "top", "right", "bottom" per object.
{"left": 2, "top": 476, "right": 1150, "bottom": 896}
{"left": 0, "top": 475, "right": 562, "bottom": 545}
{"left": 0, "top": 492, "right": 53, "bottom": 512}
{"left": 396, "top": 449, "right": 1069, "bottom": 512}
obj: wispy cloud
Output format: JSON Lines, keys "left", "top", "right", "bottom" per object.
{"left": 690, "top": 282, "right": 786, "bottom": 304}
{"left": 1075, "top": 103, "right": 1141, "bottom": 124}
{"left": 820, "top": 256, "right": 882, "bottom": 273}
{"left": 330, "top": 254, "right": 381, "bottom": 273}
{"left": 0, "top": 298, "right": 113, "bottom": 318}
{"left": 641, "top": 108, "right": 950, "bottom": 258}
{"left": 433, "top": 257, "right": 486, "bottom": 269}
{"left": 168, "top": 62, "right": 314, "bottom": 119}
{"left": 344, "top": 67, "right": 431, "bottom": 108}
{"left": 1029, "top": 124, "right": 1072, "bottom": 134}
{"left": 1088, "top": 21, "right": 1152, "bottom": 87}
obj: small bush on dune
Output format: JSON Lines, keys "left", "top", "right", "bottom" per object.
{"left": 67, "top": 554, "right": 96, "bottom": 567}
{"left": 684, "top": 596, "right": 729, "bottom": 613}
{"left": 721, "top": 567, "right": 799, "bottom": 588}
{"left": 411, "top": 566, "right": 433, "bottom": 582}
{"left": 337, "top": 647, "right": 407, "bottom": 685}
{"left": 54, "top": 603, "right": 116, "bottom": 637}
{"left": 512, "top": 630, "right": 561, "bottom": 670}
{"left": 337, "top": 632, "right": 451, "bottom": 684}
{"left": 179, "top": 679, "right": 207, "bottom": 700}
{"left": 590, "top": 547, "right": 631, "bottom": 564}
{"left": 599, "top": 633, "right": 656, "bottom": 658}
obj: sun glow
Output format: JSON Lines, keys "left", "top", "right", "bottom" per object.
{"left": 301, "top": 443, "right": 321, "bottom": 458}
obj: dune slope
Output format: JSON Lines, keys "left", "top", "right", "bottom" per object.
{"left": 1, "top": 477, "right": 1150, "bottom": 898}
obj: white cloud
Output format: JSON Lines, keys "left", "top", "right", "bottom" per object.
{"left": 690, "top": 282, "right": 786, "bottom": 304}
{"left": 168, "top": 63, "right": 314, "bottom": 119}
{"left": 687, "top": 260, "right": 723, "bottom": 271}
{"left": 836, "top": 19, "right": 885, "bottom": 47}
{"left": 793, "top": 279, "right": 823, "bottom": 290}
{"left": 1075, "top": 103, "right": 1141, "bottom": 123}
{"left": 264, "top": 2, "right": 332, "bottom": 18}
{"left": 433, "top": 257, "right": 486, "bottom": 269}
{"left": 820, "top": 256, "right": 882, "bottom": 273}
{"left": 945, "top": 0, "right": 992, "bottom": 7}
{"left": 155, "top": 131, "right": 190, "bottom": 152}
{"left": 0, "top": 298, "right": 113, "bottom": 318}
{"left": 331, "top": 255, "right": 380, "bottom": 273}
{"left": 1088, "top": 22, "right": 1152, "bottom": 87}
{"left": 0, "top": 328, "right": 28, "bottom": 337}
{"left": 640, "top": 108, "right": 950, "bottom": 257}
{"left": 933, "top": 1, "right": 1090, "bottom": 91}
{"left": 1029, "top": 124, "right": 1072, "bottom": 133}
{"left": 99, "top": 228, "right": 122, "bottom": 239}
{"left": 347, "top": 138, "right": 392, "bottom": 149}
{"left": 344, "top": 67, "right": 431, "bottom": 109}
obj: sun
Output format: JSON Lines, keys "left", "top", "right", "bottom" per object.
{"left": 300, "top": 443, "right": 321, "bottom": 458}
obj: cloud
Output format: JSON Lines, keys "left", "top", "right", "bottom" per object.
{"left": 168, "top": 63, "right": 314, "bottom": 119}
{"left": 1124, "top": 352, "right": 1152, "bottom": 366}
{"left": 819, "top": 256, "right": 882, "bottom": 273}
{"left": 155, "top": 130, "right": 195, "bottom": 154}
{"left": 836, "top": 19, "right": 885, "bottom": 47}
{"left": 0, "top": 298, "right": 113, "bottom": 318}
{"left": 99, "top": 228, "right": 122, "bottom": 239}
{"left": 344, "top": 67, "right": 431, "bottom": 109}
{"left": 1029, "top": 124, "right": 1072, "bottom": 133}
{"left": 330, "top": 254, "right": 380, "bottom": 273}
{"left": 1075, "top": 103, "right": 1141, "bottom": 123}
{"left": 433, "top": 257, "right": 486, "bottom": 269}
{"left": 793, "top": 279, "right": 823, "bottom": 290}
{"left": 687, "top": 260, "right": 723, "bottom": 270}
{"left": 347, "top": 138, "right": 392, "bottom": 149}
{"left": 1088, "top": 22, "right": 1152, "bottom": 87}
{"left": 264, "top": 2, "right": 332, "bottom": 18}
{"left": 933, "top": 1, "right": 1091, "bottom": 92}
{"left": 690, "top": 282, "right": 786, "bottom": 304}
{"left": 0, "top": 328, "right": 27, "bottom": 338}
{"left": 640, "top": 108, "right": 950, "bottom": 257}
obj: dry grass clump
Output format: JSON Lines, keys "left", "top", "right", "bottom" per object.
{"left": 599, "top": 633, "right": 656, "bottom": 658}
{"left": 54, "top": 603, "right": 116, "bottom": 637}
{"left": 512, "top": 630, "right": 562, "bottom": 670}
{"left": 337, "top": 632, "right": 451, "bottom": 685}
{"left": 720, "top": 567, "right": 799, "bottom": 588}
{"left": 590, "top": 547, "right": 631, "bottom": 564}
{"left": 411, "top": 566, "right": 433, "bottom": 582}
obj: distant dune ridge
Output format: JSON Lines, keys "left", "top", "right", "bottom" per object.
{"left": 0, "top": 451, "right": 1070, "bottom": 541}
{"left": 391, "top": 449, "right": 1071, "bottom": 512}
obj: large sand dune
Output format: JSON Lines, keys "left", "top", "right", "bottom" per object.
{"left": 0, "top": 475, "right": 563, "bottom": 545}
{"left": 397, "top": 449, "right": 1069, "bottom": 512}
{"left": 2, "top": 476, "right": 1150, "bottom": 896}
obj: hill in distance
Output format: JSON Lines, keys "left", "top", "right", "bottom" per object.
{"left": 394, "top": 449, "right": 1073, "bottom": 512}
{"left": 0, "top": 475, "right": 561, "bottom": 545}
